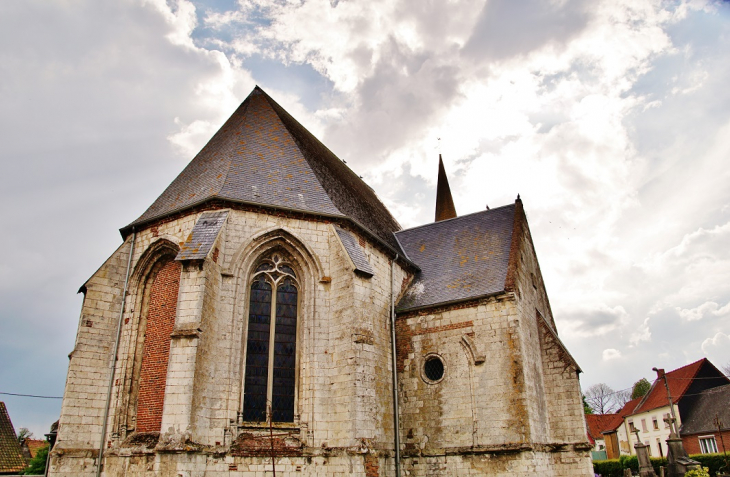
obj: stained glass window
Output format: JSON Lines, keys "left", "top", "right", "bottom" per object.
{"left": 241, "top": 253, "right": 298, "bottom": 423}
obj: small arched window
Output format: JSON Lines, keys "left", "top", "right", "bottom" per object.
{"left": 242, "top": 252, "right": 298, "bottom": 423}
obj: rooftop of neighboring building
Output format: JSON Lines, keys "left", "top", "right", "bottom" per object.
{"left": 586, "top": 413, "right": 618, "bottom": 443}
{"left": 603, "top": 398, "right": 642, "bottom": 434}
{"left": 633, "top": 358, "right": 729, "bottom": 415}
{"left": 0, "top": 402, "right": 27, "bottom": 474}
{"left": 22, "top": 439, "right": 47, "bottom": 458}
{"left": 679, "top": 383, "right": 730, "bottom": 435}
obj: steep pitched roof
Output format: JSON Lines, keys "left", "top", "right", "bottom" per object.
{"left": 123, "top": 86, "right": 402, "bottom": 250}
{"left": 679, "top": 383, "right": 730, "bottom": 435}
{"left": 395, "top": 203, "right": 515, "bottom": 312}
{"left": 586, "top": 414, "right": 617, "bottom": 443}
{"left": 633, "top": 358, "right": 710, "bottom": 414}
{"left": 0, "top": 402, "right": 27, "bottom": 473}
{"left": 603, "top": 398, "right": 642, "bottom": 433}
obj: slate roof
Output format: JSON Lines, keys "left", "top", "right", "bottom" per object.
{"left": 0, "top": 402, "right": 26, "bottom": 474}
{"left": 334, "top": 227, "right": 374, "bottom": 277}
{"left": 586, "top": 414, "right": 618, "bottom": 443}
{"left": 395, "top": 204, "right": 516, "bottom": 312}
{"left": 633, "top": 359, "right": 708, "bottom": 414}
{"left": 124, "top": 87, "right": 402, "bottom": 251}
{"left": 679, "top": 384, "right": 730, "bottom": 435}
{"left": 176, "top": 210, "right": 228, "bottom": 261}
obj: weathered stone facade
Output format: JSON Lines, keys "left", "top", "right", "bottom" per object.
{"left": 51, "top": 87, "right": 592, "bottom": 476}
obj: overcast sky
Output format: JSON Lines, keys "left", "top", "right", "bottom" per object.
{"left": 1, "top": 0, "right": 730, "bottom": 437}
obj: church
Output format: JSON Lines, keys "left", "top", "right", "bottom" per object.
{"left": 50, "top": 86, "right": 593, "bottom": 476}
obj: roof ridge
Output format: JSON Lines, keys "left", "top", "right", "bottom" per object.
{"left": 215, "top": 95, "right": 253, "bottom": 199}
{"left": 396, "top": 203, "right": 515, "bottom": 234}
{"left": 255, "top": 88, "right": 375, "bottom": 199}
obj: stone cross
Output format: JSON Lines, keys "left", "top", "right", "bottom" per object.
{"left": 664, "top": 415, "right": 678, "bottom": 438}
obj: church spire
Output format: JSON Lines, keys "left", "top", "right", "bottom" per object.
{"left": 435, "top": 154, "right": 457, "bottom": 222}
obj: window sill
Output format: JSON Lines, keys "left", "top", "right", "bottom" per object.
{"left": 237, "top": 422, "right": 300, "bottom": 432}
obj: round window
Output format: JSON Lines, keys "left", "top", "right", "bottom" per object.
{"left": 423, "top": 355, "right": 445, "bottom": 383}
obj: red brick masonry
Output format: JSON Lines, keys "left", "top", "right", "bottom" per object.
{"left": 136, "top": 259, "right": 181, "bottom": 433}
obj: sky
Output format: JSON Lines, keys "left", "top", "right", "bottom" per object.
{"left": 1, "top": 0, "right": 730, "bottom": 436}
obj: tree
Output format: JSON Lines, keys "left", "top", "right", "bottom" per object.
{"left": 584, "top": 383, "right": 616, "bottom": 414}
{"left": 722, "top": 361, "right": 730, "bottom": 377}
{"left": 583, "top": 394, "right": 593, "bottom": 414}
{"left": 631, "top": 378, "right": 652, "bottom": 400}
{"left": 615, "top": 388, "right": 632, "bottom": 407}
{"left": 23, "top": 444, "right": 48, "bottom": 475}
{"left": 16, "top": 427, "right": 33, "bottom": 443}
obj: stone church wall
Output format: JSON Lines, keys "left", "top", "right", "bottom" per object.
{"left": 51, "top": 208, "right": 410, "bottom": 476}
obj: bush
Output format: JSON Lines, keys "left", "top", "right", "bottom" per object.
{"left": 593, "top": 452, "right": 730, "bottom": 477}
{"left": 23, "top": 445, "right": 48, "bottom": 475}
{"left": 689, "top": 453, "right": 730, "bottom": 476}
{"left": 685, "top": 467, "right": 711, "bottom": 477}
{"left": 593, "top": 459, "right": 623, "bottom": 477}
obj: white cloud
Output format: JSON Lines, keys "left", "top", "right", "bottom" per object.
{"left": 701, "top": 332, "right": 730, "bottom": 369}
{"left": 603, "top": 349, "right": 622, "bottom": 361}
{"left": 677, "top": 301, "right": 730, "bottom": 322}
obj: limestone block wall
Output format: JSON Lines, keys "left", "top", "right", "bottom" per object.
{"left": 509, "top": 210, "right": 588, "bottom": 447}
{"left": 396, "top": 296, "right": 530, "bottom": 452}
{"left": 57, "top": 240, "right": 133, "bottom": 452}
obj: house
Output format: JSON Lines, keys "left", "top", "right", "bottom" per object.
{"left": 601, "top": 397, "right": 641, "bottom": 459}
{"left": 679, "top": 383, "right": 730, "bottom": 455}
{"left": 50, "top": 86, "right": 593, "bottom": 476}
{"left": 0, "top": 402, "right": 27, "bottom": 475}
{"left": 20, "top": 438, "right": 48, "bottom": 461}
{"left": 586, "top": 413, "right": 617, "bottom": 458}
{"left": 606, "top": 359, "right": 729, "bottom": 459}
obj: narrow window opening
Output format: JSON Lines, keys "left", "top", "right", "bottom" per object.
{"left": 242, "top": 253, "right": 298, "bottom": 424}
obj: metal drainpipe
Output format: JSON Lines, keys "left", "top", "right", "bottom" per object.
{"left": 96, "top": 231, "right": 136, "bottom": 477}
{"left": 390, "top": 254, "right": 402, "bottom": 477}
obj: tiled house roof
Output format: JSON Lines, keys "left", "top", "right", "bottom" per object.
{"left": 395, "top": 204, "right": 515, "bottom": 311}
{"left": 123, "top": 87, "right": 403, "bottom": 251}
{"left": 631, "top": 358, "right": 730, "bottom": 415}
{"left": 603, "top": 398, "right": 642, "bottom": 433}
{"left": 586, "top": 414, "right": 617, "bottom": 443}
{"left": 0, "top": 402, "right": 27, "bottom": 474}
{"left": 23, "top": 439, "right": 47, "bottom": 458}
{"left": 679, "top": 383, "right": 730, "bottom": 435}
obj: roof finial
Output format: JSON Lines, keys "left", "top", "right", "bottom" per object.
{"left": 435, "top": 155, "right": 457, "bottom": 222}
{"left": 516, "top": 194, "right": 521, "bottom": 202}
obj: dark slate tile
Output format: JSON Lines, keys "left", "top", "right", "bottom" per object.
{"left": 176, "top": 210, "right": 228, "bottom": 261}
{"left": 395, "top": 204, "right": 515, "bottom": 312}
{"left": 335, "top": 227, "right": 374, "bottom": 277}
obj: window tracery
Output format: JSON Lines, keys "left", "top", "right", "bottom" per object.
{"left": 242, "top": 252, "right": 298, "bottom": 423}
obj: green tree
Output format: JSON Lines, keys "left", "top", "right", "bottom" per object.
{"left": 23, "top": 445, "right": 48, "bottom": 475}
{"left": 583, "top": 394, "right": 593, "bottom": 414}
{"left": 631, "top": 378, "right": 652, "bottom": 400}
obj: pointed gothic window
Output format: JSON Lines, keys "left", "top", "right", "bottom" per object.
{"left": 242, "top": 253, "right": 298, "bottom": 423}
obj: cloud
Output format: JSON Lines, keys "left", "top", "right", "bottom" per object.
{"left": 701, "top": 332, "right": 730, "bottom": 369}
{"left": 677, "top": 301, "right": 730, "bottom": 321}
{"left": 560, "top": 304, "right": 630, "bottom": 338}
{"left": 603, "top": 349, "right": 622, "bottom": 361}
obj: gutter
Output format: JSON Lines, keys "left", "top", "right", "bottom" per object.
{"left": 390, "top": 254, "right": 402, "bottom": 477}
{"left": 96, "top": 230, "right": 136, "bottom": 477}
